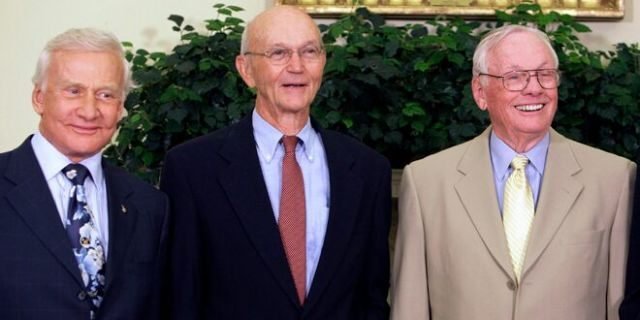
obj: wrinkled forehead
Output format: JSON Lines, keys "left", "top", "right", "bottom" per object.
{"left": 249, "top": 8, "right": 322, "bottom": 49}
{"left": 488, "top": 32, "right": 555, "bottom": 72}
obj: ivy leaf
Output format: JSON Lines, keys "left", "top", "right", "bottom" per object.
{"left": 411, "top": 121, "right": 425, "bottom": 134}
{"left": 447, "top": 52, "right": 465, "bottom": 67}
{"left": 342, "top": 118, "right": 354, "bottom": 128}
{"left": 495, "top": 10, "right": 511, "bottom": 21}
{"left": 572, "top": 23, "right": 591, "bottom": 33}
{"left": 218, "top": 8, "right": 232, "bottom": 16}
{"left": 225, "top": 17, "right": 244, "bottom": 26}
{"left": 402, "top": 102, "right": 426, "bottom": 117}
{"left": 325, "top": 110, "right": 342, "bottom": 125}
{"left": 176, "top": 61, "right": 196, "bottom": 73}
{"left": 168, "top": 108, "right": 188, "bottom": 123}
{"left": 199, "top": 58, "right": 214, "bottom": 71}
{"left": 227, "top": 5, "right": 244, "bottom": 12}
{"left": 134, "top": 69, "right": 162, "bottom": 85}
{"left": 168, "top": 14, "right": 184, "bottom": 27}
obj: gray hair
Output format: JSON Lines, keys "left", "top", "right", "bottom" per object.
{"left": 472, "top": 25, "right": 558, "bottom": 78}
{"left": 32, "top": 28, "right": 133, "bottom": 95}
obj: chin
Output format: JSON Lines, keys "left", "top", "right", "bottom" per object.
{"left": 281, "top": 103, "right": 310, "bottom": 113}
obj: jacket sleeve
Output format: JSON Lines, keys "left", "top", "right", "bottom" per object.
{"left": 391, "top": 164, "right": 430, "bottom": 320}
{"left": 611, "top": 161, "right": 636, "bottom": 320}
{"left": 159, "top": 150, "right": 203, "bottom": 320}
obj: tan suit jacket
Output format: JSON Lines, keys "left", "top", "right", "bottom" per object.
{"left": 391, "top": 128, "right": 636, "bottom": 320}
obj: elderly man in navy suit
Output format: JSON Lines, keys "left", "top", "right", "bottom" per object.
{"left": 620, "top": 151, "right": 640, "bottom": 320}
{"left": 0, "top": 28, "right": 168, "bottom": 319}
{"left": 160, "top": 6, "right": 391, "bottom": 320}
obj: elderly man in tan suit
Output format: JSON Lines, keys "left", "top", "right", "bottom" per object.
{"left": 391, "top": 25, "right": 635, "bottom": 320}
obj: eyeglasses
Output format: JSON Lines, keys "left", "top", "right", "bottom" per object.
{"left": 244, "top": 45, "right": 325, "bottom": 65}
{"left": 478, "top": 69, "right": 560, "bottom": 91}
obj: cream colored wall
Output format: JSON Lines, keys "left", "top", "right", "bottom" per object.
{"left": 579, "top": 1, "right": 639, "bottom": 51}
{"left": 1, "top": 0, "right": 638, "bottom": 152}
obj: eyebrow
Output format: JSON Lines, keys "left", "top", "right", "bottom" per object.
{"left": 502, "top": 61, "right": 554, "bottom": 72}
{"left": 266, "top": 40, "right": 320, "bottom": 48}
{"left": 58, "top": 81, "right": 122, "bottom": 94}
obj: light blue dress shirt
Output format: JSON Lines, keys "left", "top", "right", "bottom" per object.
{"left": 489, "top": 130, "right": 549, "bottom": 213}
{"left": 252, "top": 110, "right": 330, "bottom": 294}
{"left": 31, "top": 132, "right": 110, "bottom": 258}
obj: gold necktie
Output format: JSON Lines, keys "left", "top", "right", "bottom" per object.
{"left": 503, "top": 155, "right": 534, "bottom": 282}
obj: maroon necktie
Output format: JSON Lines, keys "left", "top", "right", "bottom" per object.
{"left": 279, "top": 135, "right": 306, "bottom": 305}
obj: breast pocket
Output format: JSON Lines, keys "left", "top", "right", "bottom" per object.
{"left": 125, "top": 212, "right": 163, "bottom": 263}
{"left": 561, "top": 229, "right": 605, "bottom": 246}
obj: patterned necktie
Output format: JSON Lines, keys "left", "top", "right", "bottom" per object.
{"left": 502, "top": 155, "right": 534, "bottom": 283}
{"left": 62, "top": 164, "right": 105, "bottom": 317}
{"left": 279, "top": 136, "right": 306, "bottom": 305}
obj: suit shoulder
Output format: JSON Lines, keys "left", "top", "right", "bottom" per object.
{"left": 322, "top": 130, "right": 390, "bottom": 168}
{"left": 107, "top": 164, "right": 166, "bottom": 200}
{"left": 405, "top": 138, "right": 475, "bottom": 173}
{"left": 0, "top": 149, "right": 12, "bottom": 171}
{"left": 166, "top": 125, "right": 232, "bottom": 158}
{"left": 565, "top": 138, "right": 635, "bottom": 171}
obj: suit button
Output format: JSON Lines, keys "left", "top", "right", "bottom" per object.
{"left": 506, "top": 280, "right": 517, "bottom": 291}
{"left": 77, "top": 290, "right": 87, "bottom": 301}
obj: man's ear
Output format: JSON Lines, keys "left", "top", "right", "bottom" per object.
{"left": 32, "top": 85, "right": 45, "bottom": 115}
{"left": 235, "top": 55, "right": 256, "bottom": 88}
{"left": 471, "top": 76, "right": 488, "bottom": 111}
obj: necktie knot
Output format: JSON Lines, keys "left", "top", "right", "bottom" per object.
{"left": 510, "top": 155, "right": 529, "bottom": 171}
{"left": 282, "top": 136, "right": 299, "bottom": 154}
{"left": 62, "top": 163, "right": 90, "bottom": 185}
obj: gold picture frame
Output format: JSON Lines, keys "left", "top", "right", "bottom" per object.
{"left": 276, "top": 0, "right": 624, "bottom": 20}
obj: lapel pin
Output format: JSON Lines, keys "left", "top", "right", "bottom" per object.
{"left": 121, "top": 204, "right": 127, "bottom": 214}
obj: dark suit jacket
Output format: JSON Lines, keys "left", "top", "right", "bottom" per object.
{"left": 160, "top": 115, "right": 391, "bottom": 320}
{"left": 620, "top": 152, "right": 640, "bottom": 320}
{"left": 0, "top": 138, "right": 169, "bottom": 319}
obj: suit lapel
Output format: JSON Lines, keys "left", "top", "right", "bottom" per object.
{"left": 304, "top": 129, "right": 362, "bottom": 311}
{"left": 4, "top": 139, "right": 85, "bottom": 287}
{"left": 102, "top": 162, "right": 137, "bottom": 292}
{"left": 218, "top": 117, "right": 300, "bottom": 307}
{"left": 454, "top": 128, "right": 514, "bottom": 277}
{"left": 521, "top": 130, "right": 582, "bottom": 276}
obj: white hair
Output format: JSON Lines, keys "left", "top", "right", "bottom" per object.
{"left": 472, "top": 24, "right": 559, "bottom": 79}
{"left": 32, "top": 28, "right": 133, "bottom": 95}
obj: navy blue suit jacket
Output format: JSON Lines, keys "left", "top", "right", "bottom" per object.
{"left": 160, "top": 115, "right": 391, "bottom": 319}
{"left": 621, "top": 153, "right": 640, "bottom": 320}
{"left": 0, "top": 138, "right": 169, "bottom": 319}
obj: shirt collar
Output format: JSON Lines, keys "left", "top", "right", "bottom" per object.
{"left": 31, "top": 131, "right": 104, "bottom": 186}
{"left": 252, "top": 109, "right": 317, "bottom": 163}
{"left": 490, "top": 130, "right": 550, "bottom": 180}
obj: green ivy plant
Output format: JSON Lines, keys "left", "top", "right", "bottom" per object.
{"left": 315, "top": 9, "right": 484, "bottom": 167}
{"left": 105, "top": 4, "right": 252, "bottom": 183}
{"left": 105, "top": 2, "right": 640, "bottom": 184}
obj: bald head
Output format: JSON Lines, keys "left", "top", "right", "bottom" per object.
{"left": 235, "top": 5, "right": 326, "bottom": 132}
{"left": 241, "top": 6, "right": 321, "bottom": 54}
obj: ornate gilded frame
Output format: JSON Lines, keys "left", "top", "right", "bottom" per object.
{"left": 275, "top": 0, "right": 624, "bottom": 20}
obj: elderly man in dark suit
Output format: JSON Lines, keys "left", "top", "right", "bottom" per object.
{"left": 160, "top": 5, "right": 391, "bottom": 320}
{"left": 0, "top": 28, "right": 168, "bottom": 319}
{"left": 620, "top": 151, "right": 640, "bottom": 320}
